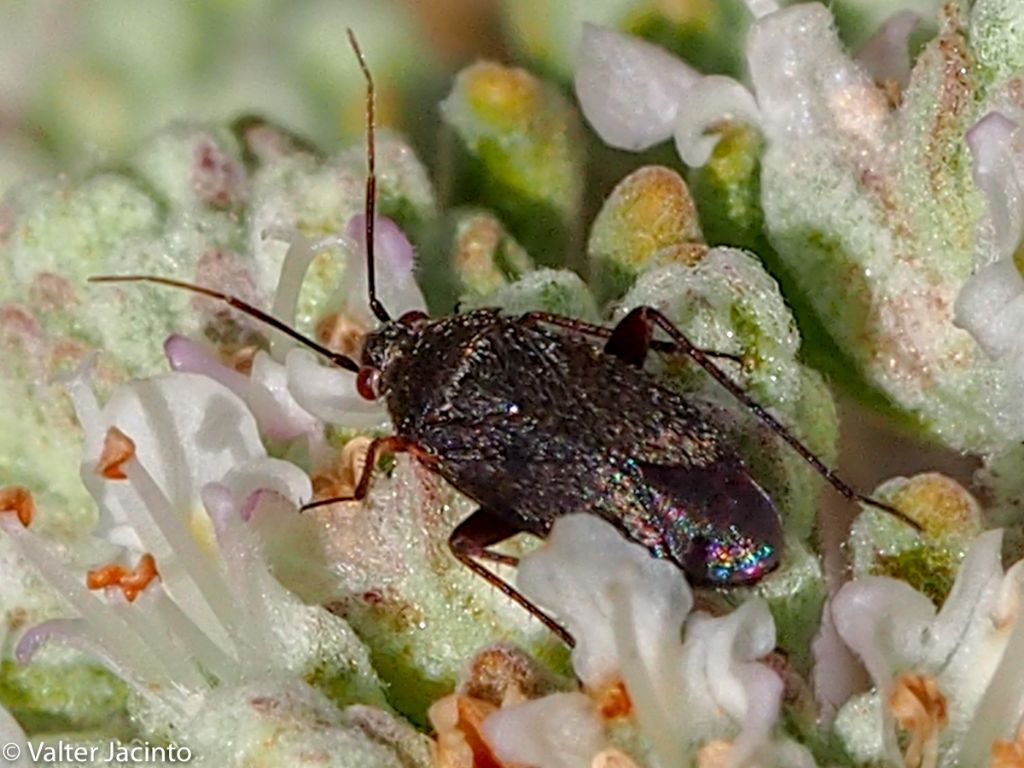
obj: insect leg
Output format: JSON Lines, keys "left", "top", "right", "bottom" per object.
{"left": 520, "top": 310, "right": 741, "bottom": 367}
{"left": 301, "top": 435, "right": 411, "bottom": 511}
{"left": 449, "top": 509, "right": 574, "bottom": 647}
{"left": 632, "top": 306, "right": 921, "bottom": 530}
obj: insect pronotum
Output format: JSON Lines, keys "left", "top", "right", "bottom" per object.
{"left": 91, "top": 30, "right": 919, "bottom": 647}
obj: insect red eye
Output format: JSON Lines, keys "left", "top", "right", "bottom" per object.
{"left": 398, "top": 310, "right": 428, "bottom": 325}
{"left": 356, "top": 367, "right": 380, "bottom": 400}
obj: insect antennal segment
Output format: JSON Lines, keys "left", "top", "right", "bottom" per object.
{"left": 346, "top": 27, "right": 392, "bottom": 326}
{"left": 87, "top": 275, "right": 361, "bottom": 373}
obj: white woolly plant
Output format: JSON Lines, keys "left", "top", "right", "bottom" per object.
{"left": 575, "top": 0, "right": 1024, "bottom": 458}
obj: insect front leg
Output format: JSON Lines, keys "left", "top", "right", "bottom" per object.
{"left": 449, "top": 509, "right": 574, "bottom": 647}
{"left": 302, "top": 434, "right": 415, "bottom": 511}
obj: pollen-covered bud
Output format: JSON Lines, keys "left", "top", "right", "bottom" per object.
{"left": 588, "top": 166, "right": 706, "bottom": 304}
{"left": 848, "top": 473, "right": 982, "bottom": 606}
{"left": 441, "top": 62, "right": 584, "bottom": 267}
{"left": 419, "top": 209, "right": 535, "bottom": 314}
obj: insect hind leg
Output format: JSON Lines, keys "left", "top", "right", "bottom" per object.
{"left": 523, "top": 307, "right": 920, "bottom": 531}
{"left": 521, "top": 309, "right": 741, "bottom": 368}
{"left": 449, "top": 509, "right": 574, "bottom": 647}
{"left": 633, "top": 306, "right": 921, "bottom": 530}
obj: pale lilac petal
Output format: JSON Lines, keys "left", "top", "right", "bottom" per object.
{"left": 954, "top": 258, "right": 1024, "bottom": 361}
{"left": 672, "top": 76, "right": 761, "bottom": 166}
{"left": 248, "top": 351, "right": 320, "bottom": 440}
{"left": 966, "top": 111, "right": 1024, "bottom": 260}
{"left": 341, "top": 214, "right": 426, "bottom": 327}
{"left": 854, "top": 11, "right": 920, "bottom": 88}
{"left": 483, "top": 693, "right": 605, "bottom": 768}
{"left": 164, "top": 334, "right": 250, "bottom": 393}
{"left": 284, "top": 348, "right": 389, "bottom": 429}
{"left": 574, "top": 23, "right": 699, "bottom": 152}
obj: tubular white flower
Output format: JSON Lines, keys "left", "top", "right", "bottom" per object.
{"left": 955, "top": 111, "right": 1024, "bottom": 378}
{"left": 574, "top": 23, "right": 701, "bottom": 152}
{"left": 832, "top": 529, "right": 1024, "bottom": 766}
{"left": 501, "top": 515, "right": 812, "bottom": 768}
{"left": 4, "top": 370, "right": 388, "bottom": 728}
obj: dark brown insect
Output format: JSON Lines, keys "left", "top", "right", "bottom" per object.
{"left": 92, "top": 31, "right": 916, "bottom": 646}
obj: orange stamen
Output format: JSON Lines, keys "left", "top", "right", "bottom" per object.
{"left": 98, "top": 426, "right": 136, "bottom": 479}
{"left": 0, "top": 486, "right": 35, "bottom": 526}
{"left": 889, "top": 672, "right": 948, "bottom": 768}
{"left": 429, "top": 694, "right": 507, "bottom": 768}
{"left": 86, "top": 553, "right": 159, "bottom": 602}
{"left": 991, "top": 722, "right": 1024, "bottom": 768}
{"left": 591, "top": 678, "right": 632, "bottom": 720}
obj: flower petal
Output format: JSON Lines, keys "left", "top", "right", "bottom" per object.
{"left": 265, "top": 230, "right": 345, "bottom": 361}
{"left": 966, "top": 111, "right": 1024, "bottom": 261}
{"left": 83, "top": 372, "right": 265, "bottom": 543}
{"left": 954, "top": 258, "right": 1024, "bottom": 364}
{"left": 483, "top": 692, "right": 605, "bottom": 768}
{"left": 247, "top": 350, "right": 320, "bottom": 440}
{"left": 517, "top": 513, "right": 691, "bottom": 688}
{"left": 853, "top": 11, "right": 921, "bottom": 88}
{"left": 672, "top": 76, "right": 761, "bottom": 167}
{"left": 284, "top": 347, "right": 388, "bottom": 429}
{"left": 574, "top": 24, "right": 699, "bottom": 152}
{"left": 341, "top": 214, "right": 426, "bottom": 328}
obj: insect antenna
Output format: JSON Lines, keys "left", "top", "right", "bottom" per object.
{"left": 87, "top": 275, "right": 360, "bottom": 373}
{"left": 346, "top": 28, "right": 391, "bottom": 325}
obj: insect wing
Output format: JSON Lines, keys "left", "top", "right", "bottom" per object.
{"left": 635, "top": 456, "right": 782, "bottom": 585}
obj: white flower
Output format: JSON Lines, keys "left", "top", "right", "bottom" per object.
{"left": 3, "top": 368, "right": 382, "bottom": 731}
{"left": 575, "top": 4, "right": 917, "bottom": 169}
{"left": 483, "top": 515, "right": 813, "bottom": 768}
{"left": 832, "top": 529, "right": 1024, "bottom": 767}
{"left": 575, "top": 23, "right": 759, "bottom": 167}
{"left": 165, "top": 215, "right": 427, "bottom": 436}
{"left": 954, "top": 111, "right": 1024, "bottom": 380}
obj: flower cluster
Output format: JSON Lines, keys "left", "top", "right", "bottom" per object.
{"left": 3, "top": 0, "right": 1024, "bottom": 765}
